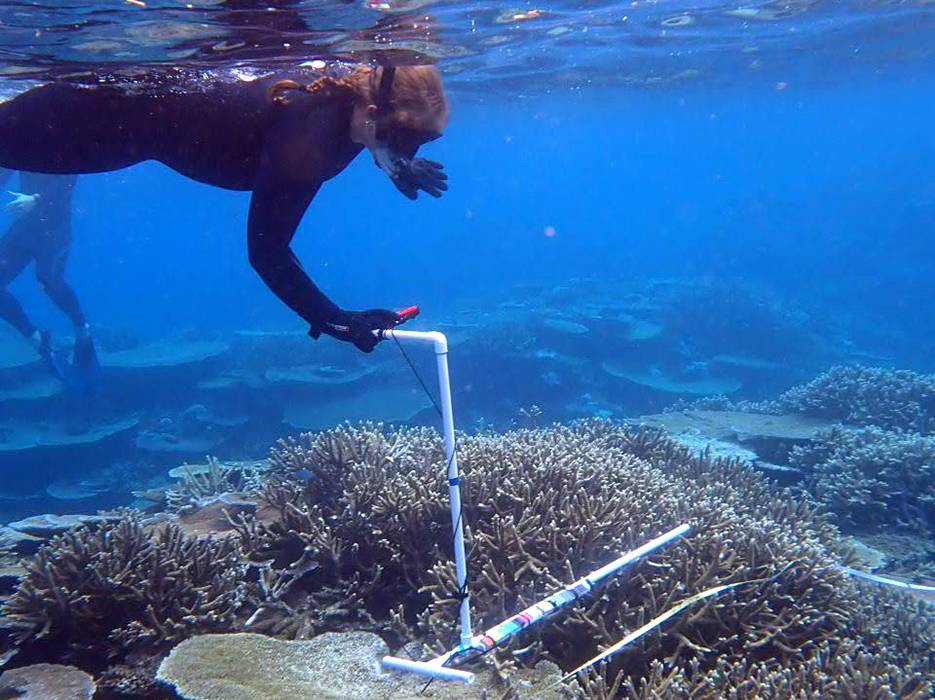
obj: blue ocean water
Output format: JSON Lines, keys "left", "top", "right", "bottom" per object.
{"left": 0, "top": 2, "right": 933, "bottom": 694}
{"left": 0, "top": 0, "right": 928, "bottom": 558}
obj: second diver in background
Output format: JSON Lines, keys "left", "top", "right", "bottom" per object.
{"left": 0, "top": 173, "right": 98, "bottom": 389}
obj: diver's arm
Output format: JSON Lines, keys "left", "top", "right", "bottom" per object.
{"left": 247, "top": 174, "right": 402, "bottom": 352}
{"left": 246, "top": 175, "right": 343, "bottom": 327}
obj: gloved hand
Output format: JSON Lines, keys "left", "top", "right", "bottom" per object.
{"left": 390, "top": 158, "right": 448, "bottom": 200}
{"left": 5, "top": 191, "right": 39, "bottom": 216}
{"left": 309, "top": 309, "right": 400, "bottom": 353}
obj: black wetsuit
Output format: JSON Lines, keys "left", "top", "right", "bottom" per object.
{"left": 0, "top": 172, "right": 85, "bottom": 338}
{"left": 0, "top": 66, "right": 364, "bottom": 331}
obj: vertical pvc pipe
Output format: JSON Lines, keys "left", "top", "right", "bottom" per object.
{"left": 380, "top": 329, "right": 473, "bottom": 646}
{"left": 432, "top": 333, "right": 473, "bottom": 647}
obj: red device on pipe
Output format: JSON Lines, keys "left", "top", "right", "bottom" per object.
{"left": 394, "top": 305, "right": 420, "bottom": 326}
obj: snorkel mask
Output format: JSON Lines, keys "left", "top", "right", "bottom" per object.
{"left": 367, "top": 65, "right": 448, "bottom": 199}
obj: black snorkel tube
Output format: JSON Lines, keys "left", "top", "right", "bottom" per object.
{"left": 369, "top": 61, "right": 448, "bottom": 199}
{"left": 371, "top": 65, "right": 409, "bottom": 180}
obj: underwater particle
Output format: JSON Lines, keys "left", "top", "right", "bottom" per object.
{"left": 544, "top": 225, "right": 556, "bottom": 238}
{"left": 775, "top": 81, "right": 788, "bottom": 90}
{"left": 660, "top": 14, "right": 695, "bottom": 28}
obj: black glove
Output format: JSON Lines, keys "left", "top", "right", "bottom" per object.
{"left": 391, "top": 158, "right": 448, "bottom": 200}
{"left": 309, "top": 309, "right": 400, "bottom": 353}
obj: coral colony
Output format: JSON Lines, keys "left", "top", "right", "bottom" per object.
{"left": 1, "top": 418, "right": 933, "bottom": 697}
{"left": 0, "top": 287, "right": 933, "bottom": 697}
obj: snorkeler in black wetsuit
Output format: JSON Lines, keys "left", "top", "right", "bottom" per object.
{"left": 0, "top": 61, "right": 448, "bottom": 353}
{"left": 0, "top": 171, "right": 96, "bottom": 378}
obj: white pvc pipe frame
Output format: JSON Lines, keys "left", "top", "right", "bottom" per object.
{"left": 376, "top": 328, "right": 691, "bottom": 684}
{"left": 379, "top": 329, "right": 473, "bottom": 646}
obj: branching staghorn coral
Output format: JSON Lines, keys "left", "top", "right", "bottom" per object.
{"left": 774, "top": 366, "right": 935, "bottom": 432}
{"left": 2, "top": 514, "right": 248, "bottom": 661}
{"left": 165, "top": 456, "right": 266, "bottom": 512}
{"left": 233, "top": 423, "right": 448, "bottom": 638}
{"left": 599, "top": 638, "right": 931, "bottom": 699}
{"left": 792, "top": 426, "right": 935, "bottom": 533}
{"left": 233, "top": 420, "right": 935, "bottom": 695}
{"left": 669, "top": 366, "right": 935, "bottom": 434}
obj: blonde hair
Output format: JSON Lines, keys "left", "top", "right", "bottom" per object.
{"left": 268, "top": 64, "right": 448, "bottom": 133}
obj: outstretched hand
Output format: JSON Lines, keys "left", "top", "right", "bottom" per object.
{"left": 5, "top": 191, "right": 39, "bottom": 216}
{"left": 391, "top": 158, "right": 448, "bottom": 200}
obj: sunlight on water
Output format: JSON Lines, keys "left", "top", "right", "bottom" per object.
{"left": 0, "top": 0, "right": 932, "bottom": 91}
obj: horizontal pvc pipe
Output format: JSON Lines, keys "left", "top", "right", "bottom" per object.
{"left": 381, "top": 656, "right": 475, "bottom": 684}
{"left": 379, "top": 328, "right": 447, "bottom": 350}
{"left": 587, "top": 523, "right": 691, "bottom": 584}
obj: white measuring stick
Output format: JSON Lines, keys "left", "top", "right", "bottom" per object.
{"left": 382, "top": 524, "right": 690, "bottom": 683}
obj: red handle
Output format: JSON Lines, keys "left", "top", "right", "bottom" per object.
{"left": 395, "top": 305, "right": 420, "bottom": 325}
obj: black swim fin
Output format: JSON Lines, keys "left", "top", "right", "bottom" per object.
{"left": 35, "top": 330, "right": 67, "bottom": 383}
{"left": 61, "top": 333, "right": 101, "bottom": 396}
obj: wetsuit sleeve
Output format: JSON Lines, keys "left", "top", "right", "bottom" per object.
{"left": 246, "top": 174, "right": 343, "bottom": 328}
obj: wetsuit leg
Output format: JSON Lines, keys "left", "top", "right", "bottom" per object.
{"left": 35, "top": 239, "right": 85, "bottom": 329}
{"left": 0, "top": 218, "right": 37, "bottom": 337}
{"left": 0, "top": 84, "right": 149, "bottom": 173}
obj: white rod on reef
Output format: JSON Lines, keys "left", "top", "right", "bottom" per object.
{"left": 380, "top": 329, "right": 473, "bottom": 646}
{"left": 587, "top": 523, "right": 691, "bottom": 584}
{"left": 380, "top": 656, "right": 476, "bottom": 684}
